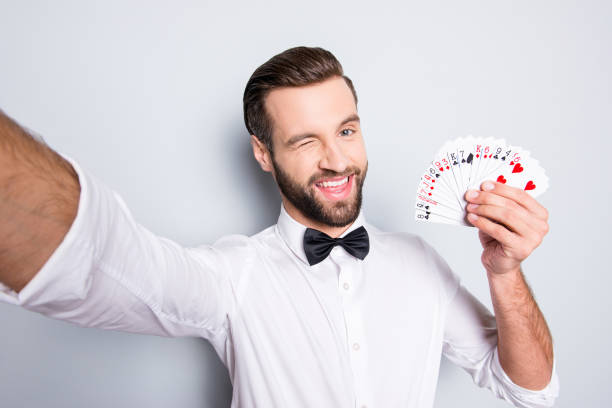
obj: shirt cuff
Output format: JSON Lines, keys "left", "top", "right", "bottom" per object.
{"left": 0, "top": 152, "right": 95, "bottom": 308}
{"left": 491, "top": 345, "right": 560, "bottom": 406}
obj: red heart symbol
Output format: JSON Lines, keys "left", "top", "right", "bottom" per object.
{"left": 524, "top": 181, "right": 536, "bottom": 191}
{"left": 512, "top": 163, "right": 524, "bottom": 173}
{"left": 496, "top": 175, "right": 507, "bottom": 184}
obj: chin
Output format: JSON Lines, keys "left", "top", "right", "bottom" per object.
{"left": 315, "top": 196, "right": 361, "bottom": 227}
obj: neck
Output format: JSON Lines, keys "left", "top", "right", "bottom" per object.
{"left": 282, "top": 198, "right": 355, "bottom": 238}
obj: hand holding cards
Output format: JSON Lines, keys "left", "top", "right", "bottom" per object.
{"left": 415, "top": 136, "right": 549, "bottom": 227}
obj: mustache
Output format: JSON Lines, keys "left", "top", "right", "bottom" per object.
{"left": 308, "top": 166, "right": 362, "bottom": 185}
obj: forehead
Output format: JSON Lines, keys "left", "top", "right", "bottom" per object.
{"left": 264, "top": 76, "right": 357, "bottom": 142}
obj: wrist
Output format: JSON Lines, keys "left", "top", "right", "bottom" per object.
{"left": 486, "top": 265, "right": 522, "bottom": 281}
{"left": 487, "top": 267, "right": 529, "bottom": 312}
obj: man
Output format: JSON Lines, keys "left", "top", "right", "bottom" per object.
{"left": 0, "top": 46, "right": 558, "bottom": 407}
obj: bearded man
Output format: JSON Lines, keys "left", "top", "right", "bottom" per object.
{"left": 0, "top": 46, "right": 558, "bottom": 407}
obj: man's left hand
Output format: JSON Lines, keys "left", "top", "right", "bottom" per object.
{"left": 464, "top": 181, "right": 549, "bottom": 276}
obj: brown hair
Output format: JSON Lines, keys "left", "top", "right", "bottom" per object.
{"left": 243, "top": 46, "right": 358, "bottom": 154}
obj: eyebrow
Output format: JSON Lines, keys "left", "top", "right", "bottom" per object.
{"left": 286, "top": 113, "right": 361, "bottom": 146}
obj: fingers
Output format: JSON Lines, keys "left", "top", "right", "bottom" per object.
{"left": 465, "top": 187, "right": 532, "bottom": 220}
{"left": 465, "top": 180, "right": 549, "bottom": 251}
{"left": 467, "top": 210, "right": 545, "bottom": 260}
{"left": 468, "top": 180, "right": 549, "bottom": 221}
{"left": 466, "top": 211, "right": 521, "bottom": 248}
{"left": 466, "top": 200, "right": 533, "bottom": 237}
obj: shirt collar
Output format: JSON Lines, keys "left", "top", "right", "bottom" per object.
{"left": 275, "top": 202, "right": 367, "bottom": 266}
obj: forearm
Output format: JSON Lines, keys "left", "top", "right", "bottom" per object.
{"left": 0, "top": 110, "right": 80, "bottom": 293}
{"left": 487, "top": 267, "right": 554, "bottom": 390}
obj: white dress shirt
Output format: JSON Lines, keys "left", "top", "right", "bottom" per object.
{"left": 0, "top": 155, "right": 559, "bottom": 408}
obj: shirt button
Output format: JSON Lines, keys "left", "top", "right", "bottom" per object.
{"left": 352, "top": 342, "right": 360, "bottom": 351}
{"left": 343, "top": 282, "right": 350, "bottom": 290}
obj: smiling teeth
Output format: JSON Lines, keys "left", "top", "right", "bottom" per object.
{"left": 318, "top": 177, "right": 349, "bottom": 188}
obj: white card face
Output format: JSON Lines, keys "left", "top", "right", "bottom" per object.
{"left": 415, "top": 136, "right": 549, "bottom": 227}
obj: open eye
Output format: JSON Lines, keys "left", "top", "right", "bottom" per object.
{"left": 340, "top": 128, "right": 355, "bottom": 136}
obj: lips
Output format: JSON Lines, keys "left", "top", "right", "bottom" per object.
{"left": 314, "top": 175, "right": 353, "bottom": 201}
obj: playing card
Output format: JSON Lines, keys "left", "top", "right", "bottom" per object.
{"left": 415, "top": 136, "right": 549, "bottom": 227}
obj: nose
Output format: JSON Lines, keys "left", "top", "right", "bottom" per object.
{"left": 319, "top": 138, "right": 349, "bottom": 173}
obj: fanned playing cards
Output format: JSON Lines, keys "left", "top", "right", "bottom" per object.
{"left": 415, "top": 136, "right": 548, "bottom": 227}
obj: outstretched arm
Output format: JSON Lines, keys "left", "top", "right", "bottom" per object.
{"left": 0, "top": 110, "right": 80, "bottom": 293}
{"left": 0, "top": 110, "right": 238, "bottom": 340}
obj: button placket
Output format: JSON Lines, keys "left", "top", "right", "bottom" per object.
{"left": 332, "top": 249, "right": 371, "bottom": 408}
{"left": 334, "top": 248, "right": 353, "bottom": 295}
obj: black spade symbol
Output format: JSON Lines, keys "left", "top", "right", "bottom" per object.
{"left": 435, "top": 173, "right": 440, "bottom": 178}
{"left": 425, "top": 205, "right": 429, "bottom": 209}
{"left": 501, "top": 157, "right": 506, "bottom": 161}
{"left": 461, "top": 159, "right": 466, "bottom": 163}
{"left": 453, "top": 161, "right": 458, "bottom": 165}
{"left": 466, "top": 153, "right": 474, "bottom": 164}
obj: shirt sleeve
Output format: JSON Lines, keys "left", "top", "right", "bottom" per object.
{"left": 442, "top": 283, "right": 560, "bottom": 407}
{"left": 0, "top": 154, "right": 235, "bottom": 340}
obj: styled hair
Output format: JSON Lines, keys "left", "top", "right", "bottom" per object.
{"left": 243, "top": 46, "right": 358, "bottom": 153}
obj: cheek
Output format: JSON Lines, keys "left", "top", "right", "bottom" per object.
{"left": 277, "top": 152, "right": 318, "bottom": 182}
{"left": 348, "top": 141, "right": 367, "bottom": 166}
{"left": 296, "top": 158, "right": 320, "bottom": 183}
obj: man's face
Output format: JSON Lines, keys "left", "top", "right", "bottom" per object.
{"left": 260, "top": 76, "right": 368, "bottom": 228}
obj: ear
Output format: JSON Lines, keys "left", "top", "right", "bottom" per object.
{"left": 251, "top": 134, "right": 273, "bottom": 173}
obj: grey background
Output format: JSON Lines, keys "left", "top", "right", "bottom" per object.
{"left": 0, "top": 1, "right": 609, "bottom": 407}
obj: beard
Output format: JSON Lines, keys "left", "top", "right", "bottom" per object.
{"left": 271, "top": 156, "right": 368, "bottom": 228}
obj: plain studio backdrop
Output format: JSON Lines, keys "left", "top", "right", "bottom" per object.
{"left": 0, "top": 1, "right": 609, "bottom": 407}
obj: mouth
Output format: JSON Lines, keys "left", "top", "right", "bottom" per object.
{"left": 314, "top": 174, "right": 353, "bottom": 201}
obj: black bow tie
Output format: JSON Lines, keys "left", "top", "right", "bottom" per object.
{"left": 303, "top": 226, "right": 370, "bottom": 266}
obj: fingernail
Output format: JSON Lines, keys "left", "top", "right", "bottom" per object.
{"left": 483, "top": 182, "right": 494, "bottom": 191}
{"left": 466, "top": 190, "right": 479, "bottom": 199}
{"left": 467, "top": 203, "right": 479, "bottom": 211}
{"left": 467, "top": 213, "right": 478, "bottom": 222}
